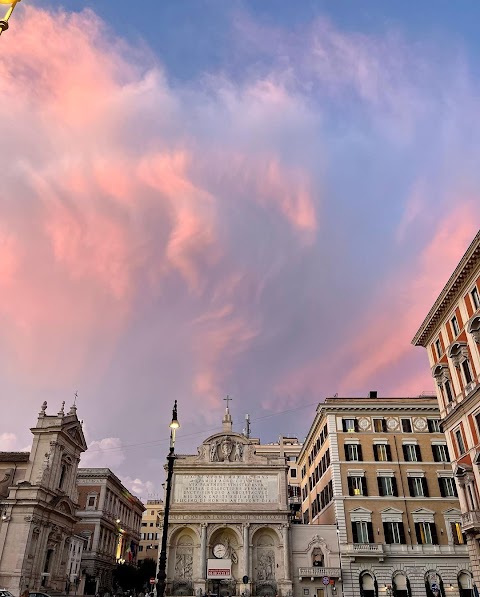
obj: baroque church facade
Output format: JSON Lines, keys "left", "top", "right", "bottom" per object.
{"left": 0, "top": 401, "right": 87, "bottom": 594}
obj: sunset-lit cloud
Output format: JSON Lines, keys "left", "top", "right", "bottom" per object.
{"left": 1, "top": 4, "right": 480, "bottom": 491}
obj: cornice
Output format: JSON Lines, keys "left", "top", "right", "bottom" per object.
{"left": 412, "top": 230, "right": 480, "bottom": 347}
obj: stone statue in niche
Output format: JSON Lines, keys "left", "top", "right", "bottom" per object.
{"left": 36, "top": 452, "right": 51, "bottom": 485}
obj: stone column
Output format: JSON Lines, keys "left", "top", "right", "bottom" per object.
{"left": 243, "top": 523, "right": 250, "bottom": 579}
{"left": 283, "top": 524, "right": 290, "bottom": 581}
{"left": 200, "top": 523, "right": 207, "bottom": 580}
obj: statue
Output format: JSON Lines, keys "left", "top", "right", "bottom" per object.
{"left": 234, "top": 442, "right": 243, "bottom": 462}
{"left": 210, "top": 442, "right": 218, "bottom": 462}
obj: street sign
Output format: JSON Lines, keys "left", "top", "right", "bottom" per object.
{"left": 322, "top": 577, "right": 330, "bottom": 586}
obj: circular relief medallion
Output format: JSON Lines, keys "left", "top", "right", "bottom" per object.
{"left": 358, "top": 417, "right": 370, "bottom": 431}
{"left": 386, "top": 417, "right": 399, "bottom": 430}
{"left": 413, "top": 417, "right": 427, "bottom": 431}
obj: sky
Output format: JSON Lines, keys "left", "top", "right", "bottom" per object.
{"left": 1, "top": 0, "right": 480, "bottom": 501}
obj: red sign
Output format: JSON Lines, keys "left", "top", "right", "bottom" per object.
{"left": 150, "top": 578, "right": 156, "bottom": 585}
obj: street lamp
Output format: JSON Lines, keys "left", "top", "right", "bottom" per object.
{"left": 157, "top": 401, "right": 180, "bottom": 597}
{"left": 0, "top": 0, "right": 21, "bottom": 38}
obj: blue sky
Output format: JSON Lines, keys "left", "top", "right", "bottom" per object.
{"left": 1, "top": 0, "right": 480, "bottom": 499}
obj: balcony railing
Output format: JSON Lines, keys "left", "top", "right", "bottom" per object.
{"left": 383, "top": 544, "right": 467, "bottom": 555}
{"left": 343, "top": 543, "right": 384, "bottom": 555}
{"left": 298, "top": 568, "right": 341, "bottom": 579}
{"left": 462, "top": 510, "right": 480, "bottom": 532}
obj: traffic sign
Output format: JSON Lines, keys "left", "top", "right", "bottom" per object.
{"left": 322, "top": 577, "right": 330, "bottom": 586}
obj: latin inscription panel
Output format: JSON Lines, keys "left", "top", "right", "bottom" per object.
{"left": 173, "top": 474, "right": 279, "bottom": 504}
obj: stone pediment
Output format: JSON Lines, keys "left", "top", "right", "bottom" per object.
{"left": 63, "top": 423, "right": 87, "bottom": 451}
{"left": 194, "top": 435, "right": 261, "bottom": 464}
{"left": 380, "top": 507, "right": 403, "bottom": 515}
{"left": 411, "top": 508, "right": 435, "bottom": 515}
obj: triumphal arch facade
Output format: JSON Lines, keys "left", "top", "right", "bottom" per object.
{"left": 164, "top": 409, "right": 292, "bottom": 597}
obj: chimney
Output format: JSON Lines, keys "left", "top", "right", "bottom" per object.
{"left": 369, "top": 391, "right": 378, "bottom": 398}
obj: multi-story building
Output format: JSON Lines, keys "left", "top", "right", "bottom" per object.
{"left": 139, "top": 499, "right": 163, "bottom": 563}
{"left": 255, "top": 436, "right": 302, "bottom": 523}
{"left": 66, "top": 535, "right": 87, "bottom": 593}
{"left": 0, "top": 401, "right": 87, "bottom": 594}
{"left": 297, "top": 394, "right": 472, "bottom": 597}
{"left": 413, "top": 229, "right": 480, "bottom": 587}
{"left": 75, "top": 468, "right": 145, "bottom": 594}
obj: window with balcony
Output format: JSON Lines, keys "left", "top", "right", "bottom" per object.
{"left": 374, "top": 444, "right": 391, "bottom": 462}
{"left": 455, "top": 429, "right": 466, "bottom": 455}
{"left": 408, "top": 477, "right": 429, "bottom": 497}
{"left": 428, "top": 419, "right": 441, "bottom": 433}
{"left": 415, "top": 521, "right": 438, "bottom": 544}
{"left": 373, "top": 418, "right": 387, "bottom": 432}
{"left": 343, "top": 418, "right": 358, "bottom": 432}
{"left": 403, "top": 444, "right": 421, "bottom": 462}
{"left": 452, "top": 315, "right": 460, "bottom": 337}
{"left": 348, "top": 476, "right": 368, "bottom": 496}
{"left": 345, "top": 444, "right": 362, "bottom": 461}
{"left": 383, "top": 521, "right": 405, "bottom": 544}
{"left": 401, "top": 419, "right": 412, "bottom": 433}
{"left": 472, "top": 287, "right": 480, "bottom": 311}
{"left": 378, "top": 476, "right": 397, "bottom": 497}
{"left": 439, "top": 477, "right": 458, "bottom": 497}
{"left": 432, "top": 443, "right": 450, "bottom": 462}
{"left": 352, "top": 520, "right": 373, "bottom": 544}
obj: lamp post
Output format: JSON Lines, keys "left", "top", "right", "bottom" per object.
{"left": 157, "top": 401, "right": 180, "bottom": 597}
{"left": 0, "top": 0, "right": 21, "bottom": 37}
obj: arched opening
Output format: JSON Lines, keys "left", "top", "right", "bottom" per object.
{"left": 458, "top": 571, "right": 474, "bottom": 597}
{"left": 424, "top": 571, "right": 445, "bottom": 597}
{"left": 171, "top": 529, "right": 196, "bottom": 596}
{"left": 253, "top": 529, "right": 279, "bottom": 597}
{"left": 312, "top": 546, "right": 324, "bottom": 567}
{"left": 392, "top": 572, "right": 410, "bottom": 597}
{"left": 208, "top": 528, "right": 240, "bottom": 597}
{"left": 359, "top": 571, "right": 377, "bottom": 597}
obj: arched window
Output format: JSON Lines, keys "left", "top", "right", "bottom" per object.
{"left": 360, "top": 571, "right": 377, "bottom": 597}
{"left": 458, "top": 571, "right": 474, "bottom": 597}
{"left": 392, "top": 572, "right": 410, "bottom": 597}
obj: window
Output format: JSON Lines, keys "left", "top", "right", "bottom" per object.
{"left": 88, "top": 496, "right": 96, "bottom": 508}
{"left": 439, "top": 477, "right": 457, "bottom": 497}
{"left": 383, "top": 521, "right": 405, "bottom": 544}
{"left": 345, "top": 444, "right": 362, "bottom": 461}
{"left": 435, "top": 339, "right": 442, "bottom": 359}
{"left": 415, "top": 521, "right": 438, "bottom": 545}
{"left": 403, "top": 444, "right": 421, "bottom": 462}
{"left": 472, "top": 287, "right": 480, "bottom": 311}
{"left": 343, "top": 418, "right": 357, "bottom": 432}
{"left": 455, "top": 429, "right": 466, "bottom": 455}
{"left": 461, "top": 359, "right": 473, "bottom": 385}
{"left": 149, "top": 522, "right": 153, "bottom": 527}
{"left": 428, "top": 419, "right": 441, "bottom": 433}
{"left": 352, "top": 521, "right": 373, "bottom": 544}
{"left": 289, "top": 455, "right": 297, "bottom": 462}
{"left": 444, "top": 379, "right": 454, "bottom": 403}
{"left": 450, "top": 522, "right": 466, "bottom": 545}
{"left": 373, "top": 418, "right": 386, "bottom": 432}
{"left": 432, "top": 443, "right": 450, "bottom": 462}
{"left": 401, "top": 419, "right": 412, "bottom": 433}
{"left": 141, "top": 522, "right": 147, "bottom": 527}
{"left": 378, "top": 476, "right": 397, "bottom": 497}
{"left": 348, "top": 476, "right": 367, "bottom": 496}
{"left": 374, "top": 444, "right": 391, "bottom": 462}
{"left": 290, "top": 469, "right": 297, "bottom": 478}
{"left": 408, "top": 477, "right": 428, "bottom": 497}
{"left": 452, "top": 315, "right": 460, "bottom": 337}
